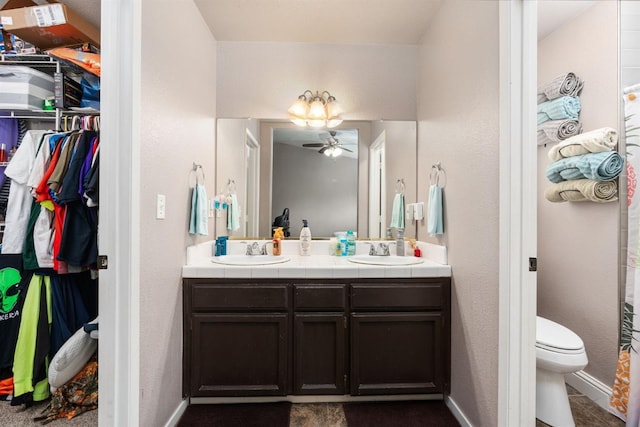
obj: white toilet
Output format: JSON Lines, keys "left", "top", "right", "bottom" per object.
{"left": 536, "top": 316, "right": 588, "bottom": 427}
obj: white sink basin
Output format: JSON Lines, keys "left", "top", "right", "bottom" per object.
{"left": 347, "top": 255, "right": 424, "bottom": 266}
{"left": 211, "top": 255, "right": 291, "bottom": 266}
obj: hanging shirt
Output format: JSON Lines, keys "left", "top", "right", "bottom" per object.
{"left": 2, "top": 131, "right": 49, "bottom": 253}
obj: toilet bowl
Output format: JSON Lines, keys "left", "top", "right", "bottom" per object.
{"left": 536, "top": 316, "right": 588, "bottom": 427}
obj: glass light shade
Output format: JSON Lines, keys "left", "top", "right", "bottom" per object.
{"left": 326, "top": 118, "right": 343, "bottom": 128}
{"left": 325, "top": 99, "right": 342, "bottom": 119}
{"left": 308, "top": 99, "right": 326, "bottom": 120}
{"left": 307, "top": 119, "right": 326, "bottom": 128}
{"left": 332, "top": 147, "right": 343, "bottom": 157}
{"left": 290, "top": 116, "right": 307, "bottom": 127}
{"left": 288, "top": 97, "right": 309, "bottom": 117}
{"left": 324, "top": 148, "right": 332, "bottom": 156}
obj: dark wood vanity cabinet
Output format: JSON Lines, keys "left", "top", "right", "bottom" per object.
{"left": 184, "top": 282, "right": 289, "bottom": 397}
{"left": 183, "top": 278, "right": 450, "bottom": 398}
{"left": 350, "top": 281, "right": 449, "bottom": 395}
{"left": 293, "top": 284, "right": 347, "bottom": 395}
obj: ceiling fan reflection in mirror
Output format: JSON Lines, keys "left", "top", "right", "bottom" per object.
{"left": 302, "top": 130, "right": 353, "bottom": 157}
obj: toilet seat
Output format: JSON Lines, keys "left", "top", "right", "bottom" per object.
{"left": 536, "top": 316, "right": 584, "bottom": 353}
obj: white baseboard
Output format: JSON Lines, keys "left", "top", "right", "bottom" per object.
{"left": 164, "top": 399, "right": 189, "bottom": 427}
{"left": 446, "top": 395, "right": 473, "bottom": 427}
{"left": 565, "top": 370, "right": 612, "bottom": 412}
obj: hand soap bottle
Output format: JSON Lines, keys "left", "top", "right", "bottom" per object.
{"left": 299, "top": 220, "right": 311, "bottom": 256}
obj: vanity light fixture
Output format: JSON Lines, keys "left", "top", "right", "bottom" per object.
{"left": 288, "top": 90, "right": 343, "bottom": 128}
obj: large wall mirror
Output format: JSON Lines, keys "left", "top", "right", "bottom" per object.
{"left": 215, "top": 119, "right": 417, "bottom": 239}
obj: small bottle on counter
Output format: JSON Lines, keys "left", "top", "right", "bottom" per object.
{"left": 272, "top": 227, "right": 283, "bottom": 256}
{"left": 299, "top": 220, "right": 311, "bottom": 256}
{"left": 396, "top": 228, "right": 405, "bottom": 256}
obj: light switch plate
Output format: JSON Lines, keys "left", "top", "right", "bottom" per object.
{"left": 156, "top": 194, "right": 166, "bottom": 219}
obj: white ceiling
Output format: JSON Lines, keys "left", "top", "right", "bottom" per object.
{"left": 0, "top": 1, "right": 596, "bottom": 46}
{"left": 195, "top": 0, "right": 596, "bottom": 45}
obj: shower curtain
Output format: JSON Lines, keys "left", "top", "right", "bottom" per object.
{"left": 611, "top": 85, "right": 640, "bottom": 423}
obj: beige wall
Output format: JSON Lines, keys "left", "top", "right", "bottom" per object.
{"left": 537, "top": 1, "right": 619, "bottom": 386}
{"left": 417, "top": 1, "right": 500, "bottom": 425}
{"left": 216, "top": 42, "right": 418, "bottom": 121}
{"left": 139, "top": 1, "right": 217, "bottom": 426}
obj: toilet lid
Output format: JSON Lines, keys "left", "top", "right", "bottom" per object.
{"left": 536, "top": 316, "right": 584, "bottom": 351}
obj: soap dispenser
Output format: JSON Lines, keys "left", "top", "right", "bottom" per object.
{"left": 299, "top": 220, "right": 311, "bottom": 256}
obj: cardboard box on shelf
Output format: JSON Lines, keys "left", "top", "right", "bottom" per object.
{"left": 0, "top": 1, "right": 100, "bottom": 50}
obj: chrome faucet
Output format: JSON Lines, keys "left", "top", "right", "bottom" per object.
{"left": 364, "top": 241, "right": 395, "bottom": 256}
{"left": 244, "top": 241, "right": 271, "bottom": 255}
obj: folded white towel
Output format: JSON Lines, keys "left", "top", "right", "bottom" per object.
{"left": 544, "top": 179, "right": 617, "bottom": 203}
{"left": 547, "top": 127, "right": 618, "bottom": 161}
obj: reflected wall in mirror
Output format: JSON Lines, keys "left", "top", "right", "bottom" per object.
{"left": 215, "top": 119, "right": 417, "bottom": 239}
{"left": 272, "top": 128, "right": 358, "bottom": 237}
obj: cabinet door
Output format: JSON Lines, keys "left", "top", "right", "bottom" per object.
{"left": 293, "top": 313, "right": 347, "bottom": 395}
{"left": 190, "top": 313, "right": 288, "bottom": 397}
{"left": 350, "top": 312, "right": 444, "bottom": 395}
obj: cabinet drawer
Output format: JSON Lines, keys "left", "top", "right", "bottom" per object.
{"left": 191, "top": 284, "right": 288, "bottom": 311}
{"left": 294, "top": 284, "right": 346, "bottom": 311}
{"left": 351, "top": 282, "right": 443, "bottom": 311}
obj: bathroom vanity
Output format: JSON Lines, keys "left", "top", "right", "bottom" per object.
{"left": 182, "top": 241, "right": 452, "bottom": 401}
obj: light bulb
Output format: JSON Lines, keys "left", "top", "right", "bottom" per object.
{"left": 308, "top": 99, "right": 326, "bottom": 120}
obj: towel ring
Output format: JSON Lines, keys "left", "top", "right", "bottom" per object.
{"left": 228, "top": 179, "right": 236, "bottom": 194}
{"left": 430, "top": 162, "right": 446, "bottom": 187}
{"left": 191, "top": 163, "right": 205, "bottom": 185}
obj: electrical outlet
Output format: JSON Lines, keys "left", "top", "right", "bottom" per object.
{"left": 156, "top": 194, "right": 166, "bottom": 219}
{"left": 208, "top": 199, "right": 215, "bottom": 218}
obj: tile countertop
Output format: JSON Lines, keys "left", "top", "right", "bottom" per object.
{"left": 182, "top": 240, "right": 451, "bottom": 279}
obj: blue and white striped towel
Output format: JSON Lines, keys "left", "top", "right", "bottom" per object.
{"left": 537, "top": 96, "right": 581, "bottom": 125}
{"left": 546, "top": 151, "right": 624, "bottom": 183}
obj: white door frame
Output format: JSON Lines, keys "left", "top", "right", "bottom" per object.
{"left": 99, "top": 0, "right": 141, "bottom": 426}
{"left": 498, "top": 1, "right": 537, "bottom": 425}
{"left": 100, "top": 0, "right": 536, "bottom": 425}
{"left": 369, "top": 131, "right": 386, "bottom": 238}
{"left": 244, "top": 128, "right": 260, "bottom": 236}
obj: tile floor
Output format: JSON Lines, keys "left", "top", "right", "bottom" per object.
{"left": 536, "top": 386, "right": 624, "bottom": 427}
{"left": 289, "top": 403, "right": 348, "bottom": 427}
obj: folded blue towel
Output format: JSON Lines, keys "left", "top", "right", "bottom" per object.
{"left": 189, "top": 183, "right": 209, "bottom": 236}
{"left": 427, "top": 184, "right": 443, "bottom": 236}
{"left": 546, "top": 151, "right": 624, "bottom": 183}
{"left": 390, "top": 193, "right": 405, "bottom": 229}
{"left": 537, "top": 96, "right": 581, "bottom": 125}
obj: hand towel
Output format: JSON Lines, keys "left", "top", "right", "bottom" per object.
{"left": 544, "top": 179, "right": 617, "bottom": 203}
{"left": 427, "top": 184, "right": 443, "bottom": 236}
{"left": 189, "top": 183, "right": 208, "bottom": 236}
{"left": 537, "top": 96, "right": 581, "bottom": 125}
{"left": 547, "top": 127, "right": 618, "bottom": 161}
{"left": 227, "top": 193, "right": 241, "bottom": 231}
{"left": 390, "top": 193, "right": 405, "bottom": 229}
{"left": 537, "top": 119, "right": 582, "bottom": 146}
{"left": 546, "top": 151, "right": 624, "bottom": 183}
{"left": 538, "top": 72, "right": 584, "bottom": 102}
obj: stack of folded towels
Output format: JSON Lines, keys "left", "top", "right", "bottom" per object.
{"left": 537, "top": 72, "right": 584, "bottom": 146}
{"left": 544, "top": 127, "right": 622, "bottom": 203}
